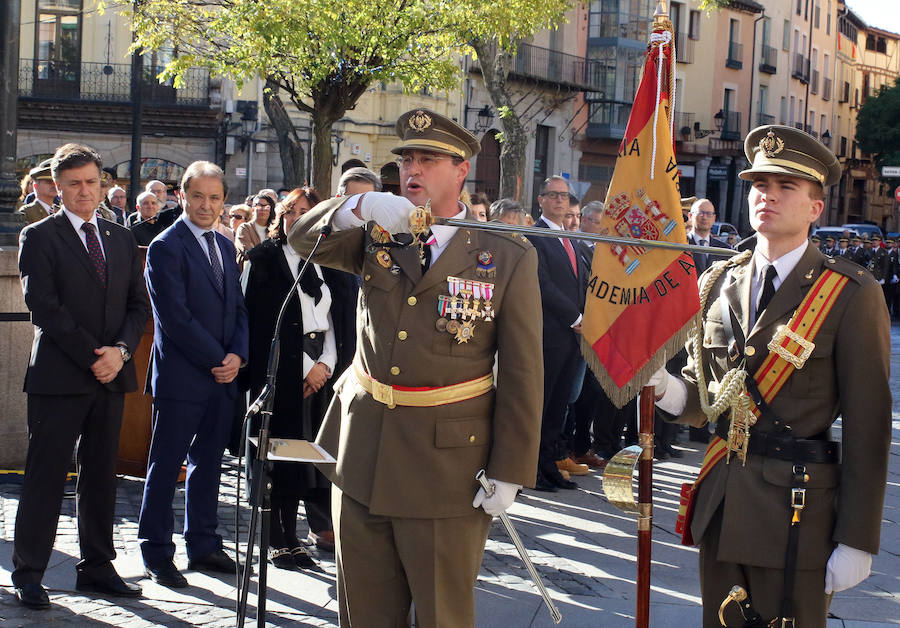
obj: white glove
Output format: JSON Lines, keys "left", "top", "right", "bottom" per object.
{"left": 646, "top": 366, "right": 670, "bottom": 396}
{"left": 879, "top": 278, "right": 885, "bottom": 285}
{"left": 358, "top": 192, "right": 416, "bottom": 235}
{"left": 891, "top": 275, "right": 899, "bottom": 284}
{"left": 472, "top": 478, "right": 521, "bottom": 516}
{"left": 825, "top": 543, "right": 872, "bottom": 594}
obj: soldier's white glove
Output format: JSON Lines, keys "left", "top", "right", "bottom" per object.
{"left": 879, "top": 278, "right": 885, "bottom": 285}
{"left": 646, "top": 365, "right": 670, "bottom": 396}
{"left": 358, "top": 192, "right": 416, "bottom": 235}
{"left": 825, "top": 543, "right": 872, "bottom": 594}
{"left": 472, "top": 478, "right": 521, "bottom": 516}
{"left": 891, "top": 275, "right": 899, "bottom": 284}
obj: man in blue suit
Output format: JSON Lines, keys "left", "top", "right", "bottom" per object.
{"left": 138, "top": 161, "right": 249, "bottom": 588}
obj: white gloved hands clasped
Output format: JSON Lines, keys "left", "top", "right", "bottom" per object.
{"left": 358, "top": 192, "right": 416, "bottom": 235}
{"left": 825, "top": 543, "right": 872, "bottom": 594}
{"left": 646, "top": 365, "right": 670, "bottom": 397}
{"left": 472, "top": 478, "right": 521, "bottom": 516}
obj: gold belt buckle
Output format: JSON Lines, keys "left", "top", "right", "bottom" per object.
{"left": 371, "top": 380, "right": 395, "bottom": 408}
{"left": 767, "top": 325, "right": 815, "bottom": 369}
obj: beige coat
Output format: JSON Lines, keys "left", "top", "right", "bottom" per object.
{"left": 289, "top": 197, "right": 543, "bottom": 518}
{"left": 678, "top": 243, "right": 891, "bottom": 570}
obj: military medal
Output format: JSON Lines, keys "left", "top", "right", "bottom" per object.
{"left": 376, "top": 249, "right": 392, "bottom": 268}
{"left": 482, "top": 284, "right": 495, "bottom": 321}
{"left": 370, "top": 224, "right": 391, "bottom": 244}
{"left": 455, "top": 320, "right": 475, "bottom": 343}
{"left": 390, "top": 265, "right": 401, "bottom": 275}
{"left": 446, "top": 319, "right": 460, "bottom": 334}
{"left": 476, "top": 250, "right": 496, "bottom": 278}
{"left": 435, "top": 318, "right": 448, "bottom": 332}
{"left": 409, "top": 201, "right": 434, "bottom": 265}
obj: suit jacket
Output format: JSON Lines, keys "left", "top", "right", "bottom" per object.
{"left": 288, "top": 197, "right": 543, "bottom": 518}
{"left": 688, "top": 232, "right": 730, "bottom": 275}
{"left": 18, "top": 200, "right": 54, "bottom": 225}
{"left": 677, "top": 243, "right": 891, "bottom": 569}
{"left": 235, "top": 221, "right": 265, "bottom": 263}
{"left": 144, "top": 217, "right": 249, "bottom": 401}
{"left": 527, "top": 217, "right": 588, "bottom": 348}
{"left": 18, "top": 211, "right": 150, "bottom": 395}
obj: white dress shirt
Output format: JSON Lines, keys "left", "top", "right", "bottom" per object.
{"left": 62, "top": 206, "right": 106, "bottom": 258}
{"left": 182, "top": 216, "right": 224, "bottom": 273}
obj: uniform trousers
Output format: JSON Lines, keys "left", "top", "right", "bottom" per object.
{"left": 333, "top": 486, "right": 492, "bottom": 628}
{"left": 700, "top": 506, "right": 829, "bottom": 628}
{"left": 138, "top": 390, "right": 233, "bottom": 566}
{"left": 13, "top": 388, "right": 124, "bottom": 585}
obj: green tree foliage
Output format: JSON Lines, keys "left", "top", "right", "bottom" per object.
{"left": 106, "top": 0, "right": 571, "bottom": 196}
{"left": 856, "top": 77, "right": 900, "bottom": 170}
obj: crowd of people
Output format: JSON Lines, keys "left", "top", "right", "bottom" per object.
{"left": 10, "top": 114, "right": 890, "bottom": 628}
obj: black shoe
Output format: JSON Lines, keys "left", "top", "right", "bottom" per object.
{"left": 291, "top": 546, "right": 316, "bottom": 569}
{"left": 545, "top": 468, "right": 577, "bottom": 489}
{"left": 533, "top": 472, "right": 558, "bottom": 492}
{"left": 76, "top": 573, "right": 142, "bottom": 597}
{"left": 187, "top": 548, "right": 236, "bottom": 574}
{"left": 269, "top": 548, "right": 296, "bottom": 570}
{"left": 144, "top": 561, "right": 188, "bottom": 588}
{"left": 665, "top": 446, "right": 684, "bottom": 459}
{"left": 14, "top": 583, "right": 50, "bottom": 610}
{"left": 654, "top": 448, "right": 670, "bottom": 461}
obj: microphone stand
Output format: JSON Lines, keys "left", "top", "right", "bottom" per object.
{"left": 236, "top": 225, "right": 332, "bottom": 628}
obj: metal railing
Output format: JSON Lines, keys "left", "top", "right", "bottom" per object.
{"left": 474, "top": 42, "right": 600, "bottom": 91}
{"left": 757, "top": 112, "right": 776, "bottom": 126}
{"left": 726, "top": 41, "right": 743, "bottom": 69}
{"left": 18, "top": 59, "right": 210, "bottom": 106}
{"left": 792, "top": 54, "right": 809, "bottom": 82}
{"left": 720, "top": 110, "right": 742, "bottom": 140}
{"left": 810, "top": 70, "right": 819, "bottom": 94}
{"left": 588, "top": 12, "right": 652, "bottom": 41}
{"left": 675, "top": 32, "right": 694, "bottom": 64}
{"left": 673, "top": 111, "right": 695, "bottom": 139}
{"left": 823, "top": 77, "right": 832, "bottom": 101}
{"left": 586, "top": 99, "right": 633, "bottom": 140}
{"left": 759, "top": 45, "right": 777, "bottom": 73}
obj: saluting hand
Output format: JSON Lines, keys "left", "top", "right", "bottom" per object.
{"left": 211, "top": 353, "right": 242, "bottom": 384}
{"left": 91, "top": 346, "right": 124, "bottom": 384}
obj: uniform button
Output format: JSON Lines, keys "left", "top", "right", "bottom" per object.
{"left": 469, "top": 435, "right": 476, "bottom": 443}
{"left": 745, "top": 346, "right": 756, "bottom": 357}
{"left": 364, "top": 274, "right": 371, "bottom": 281}
{"left": 398, "top": 330, "right": 408, "bottom": 340}
{"left": 407, "top": 296, "right": 417, "bottom": 306}
{"left": 390, "top": 366, "right": 400, "bottom": 375}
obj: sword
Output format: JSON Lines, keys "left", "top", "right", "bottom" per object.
{"left": 475, "top": 470, "right": 563, "bottom": 624}
{"left": 431, "top": 216, "right": 737, "bottom": 257}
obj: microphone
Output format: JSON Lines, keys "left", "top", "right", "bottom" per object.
{"left": 320, "top": 225, "right": 332, "bottom": 237}
{"left": 246, "top": 384, "right": 272, "bottom": 417}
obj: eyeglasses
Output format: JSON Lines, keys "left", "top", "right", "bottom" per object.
{"left": 396, "top": 154, "right": 453, "bottom": 169}
{"left": 694, "top": 210, "right": 716, "bottom": 217}
{"left": 540, "top": 191, "right": 569, "bottom": 200}
{"left": 229, "top": 214, "right": 245, "bottom": 220}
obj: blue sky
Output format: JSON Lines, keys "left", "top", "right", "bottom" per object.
{"left": 846, "top": 0, "right": 900, "bottom": 34}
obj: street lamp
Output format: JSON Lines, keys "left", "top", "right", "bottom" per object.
{"left": 821, "top": 129, "right": 832, "bottom": 147}
{"left": 331, "top": 131, "right": 344, "bottom": 167}
{"left": 464, "top": 105, "right": 495, "bottom": 134}
{"left": 713, "top": 109, "right": 725, "bottom": 131}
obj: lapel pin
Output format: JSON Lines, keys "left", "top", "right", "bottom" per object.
{"left": 105, "top": 230, "right": 110, "bottom": 236}
{"left": 804, "top": 269, "right": 813, "bottom": 279}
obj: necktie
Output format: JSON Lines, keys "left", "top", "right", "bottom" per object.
{"left": 298, "top": 259, "right": 323, "bottom": 304}
{"left": 81, "top": 223, "right": 106, "bottom": 287}
{"left": 562, "top": 237, "right": 578, "bottom": 275}
{"left": 203, "top": 231, "right": 224, "bottom": 292}
{"left": 420, "top": 231, "right": 434, "bottom": 272}
{"left": 697, "top": 238, "right": 709, "bottom": 273}
{"left": 756, "top": 265, "right": 778, "bottom": 321}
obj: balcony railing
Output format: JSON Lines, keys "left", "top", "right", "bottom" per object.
{"left": 18, "top": 59, "right": 210, "bottom": 106}
{"left": 721, "top": 110, "right": 742, "bottom": 141}
{"left": 810, "top": 70, "right": 819, "bottom": 94}
{"left": 585, "top": 98, "right": 632, "bottom": 140}
{"left": 726, "top": 41, "right": 743, "bottom": 69}
{"left": 757, "top": 113, "right": 776, "bottom": 126}
{"left": 823, "top": 77, "right": 832, "bottom": 101}
{"left": 474, "top": 42, "right": 600, "bottom": 91}
{"left": 673, "top": 111, "right": 695, "bottom": 139}
{"left": 588, "top": 12, "right": 652, "bottom": 42}
{"left": 792, "top": 54, "right": 809, "bottom": 82}
{"left": 759, "top": 45, "right": 777, "bottom": 74}
{"left": 675, "top": 32, "right": 694, "bottom": 64}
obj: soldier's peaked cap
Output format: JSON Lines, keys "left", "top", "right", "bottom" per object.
{"left": 392, "top": 109, "right": 481, "bottom": 160}
{"left": 29, "top": 158, "right": 53, "bottom": 181}
{"left": 739, "top": 124, "right": 841, "bottom": 187}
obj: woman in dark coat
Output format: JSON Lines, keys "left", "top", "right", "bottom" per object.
{"left": 242, "top": 187, "right": 352, "bottom": 569}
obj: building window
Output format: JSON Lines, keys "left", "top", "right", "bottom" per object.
{"left": 789, "top": 95, "right": 795, "bottom": 125}
{"left": 34, "top": 0, "right": 82, "bottom": 80}
{"left": 866, "top": 34, "right": 876, "bottom": 50}
{"left": 814, "top": 2, "right": 820, "bottom": 29}
{"left": 797, "top": 0, "right": 802, "bottom": 16}
{"left": 877, "top": 37, "right": 887, "bottom": 54}
{"left": 826, "top": 0, "right": 832, "bottom": 34}
{"left": 780, "top": 96, "right": 787, "bottom": 124}
{"left": 689, "top": 10, "right": 701, "bottom": 40}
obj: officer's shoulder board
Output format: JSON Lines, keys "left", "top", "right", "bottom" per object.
{"left": 821, "top": 254, "right": 874, "bottom": 285}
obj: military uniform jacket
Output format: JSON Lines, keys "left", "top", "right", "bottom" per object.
{"left": 18, "top": 200, "right": 54, "bottom": 224}
{"left": 289, "top": 197, "right": 543, "bottom": 519}
{"left": 677, "top": 242, "right": 891, "bottom": 570}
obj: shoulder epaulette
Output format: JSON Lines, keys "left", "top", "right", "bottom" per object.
{"left": 821, "top": 254, "right": 873, "bottom": 284}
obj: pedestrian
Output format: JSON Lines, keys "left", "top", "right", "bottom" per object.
{"left": 288, "top": 108, "right": 542, "bottom": 627}
{"left": 650, "top": 125, "right": 891, "bottom": 627}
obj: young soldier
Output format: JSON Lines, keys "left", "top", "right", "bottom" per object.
{"left": 649, "top": 125, "right": 891, "bottom": 627}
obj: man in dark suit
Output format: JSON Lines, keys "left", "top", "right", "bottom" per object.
{"left": 13, "top": 143, "right": 150, "bottom": 609}
{"left": 528, "top": 175, "right": 589, "bottom": 491}
{"left": 138, "top": 161, "right": 249, "bottom": 588}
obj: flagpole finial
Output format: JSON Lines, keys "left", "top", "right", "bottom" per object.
{"left": 654, "top": 1, "right": 669, "bottom": 20}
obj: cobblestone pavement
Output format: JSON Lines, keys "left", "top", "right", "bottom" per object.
{"left": 2, "top": 324, "right": 899, "bottom": 627}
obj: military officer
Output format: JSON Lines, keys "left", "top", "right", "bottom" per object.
{"left": 288, "top": 109, "right": 543, "bottom": 627}
{"left": 821, "top": 235, "right": 838, "bottom": 257}
{"left": 17, "top": 160, "right": 57, "bottom": 224}
{"left": 837, "top": 236, "right": 850, "bottom": 257}
{"left": 809, "top": 233, "right": 821, "bottom": 250}
{"left": 649, "top": 125, "right": 891, "bottom": 627}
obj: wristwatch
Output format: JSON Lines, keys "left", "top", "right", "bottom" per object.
{"left": 116, "top": 342, "right": 131, "bottom": 363}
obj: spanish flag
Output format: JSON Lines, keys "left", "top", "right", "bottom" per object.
{"left": 581, "top": 18, "right": 700, "bottom": 407}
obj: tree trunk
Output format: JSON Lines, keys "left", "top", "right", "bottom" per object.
{"left": 472, "top": 39, "right": 529, "bottom": 202}
{"left": 263, "top": 79, "right": 305, "bottom": 189}
{"left": 311, "top": 108, "right": 336, "bottom": 196}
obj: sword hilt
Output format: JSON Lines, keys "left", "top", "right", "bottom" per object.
{"left": 475, "top": 469, "right": 495, "bottom": 497}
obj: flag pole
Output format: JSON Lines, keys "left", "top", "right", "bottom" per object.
{"left": 636, "top": 384, "right": 656, "bottom": 628}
